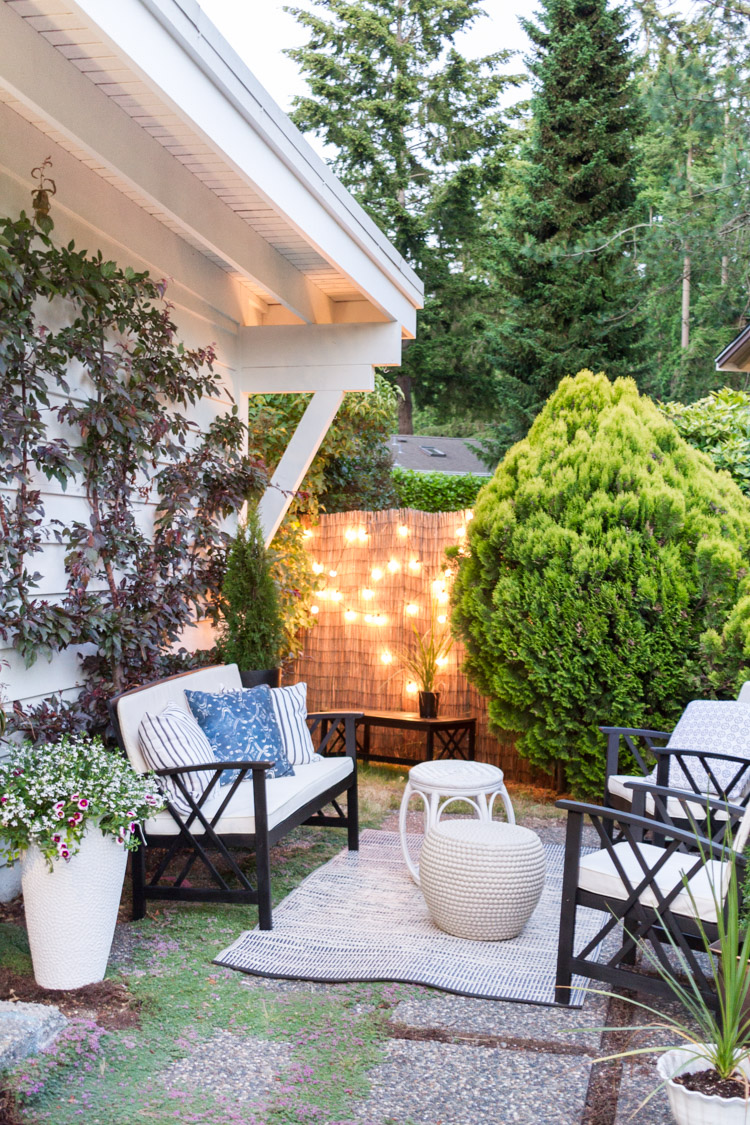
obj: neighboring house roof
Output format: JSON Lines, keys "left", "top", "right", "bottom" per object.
{"left": 716, "top": 324, "right": 750, "bottom": 372}
{"left": 391, "top": 435, "right": 491, "bottom": 476}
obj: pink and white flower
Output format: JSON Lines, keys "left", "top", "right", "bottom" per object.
{"left": 77, "top": 798, "right": 89, "bottom": 811}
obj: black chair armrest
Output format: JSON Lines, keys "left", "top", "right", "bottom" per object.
{"left": 600, "top": 725, "right": 672, "bottom": 795}
{"left": 307, "top": 712, "right": 363, "bottom": 761}
{"left": 153, "top": 760, "right": 272, "bottom": 776}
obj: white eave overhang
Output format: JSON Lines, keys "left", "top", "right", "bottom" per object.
{"left": 0, "top": 0, "right": 423, "bottom": 336}
{"left": 716, "top": 324, "right": 750, "bottom": 373}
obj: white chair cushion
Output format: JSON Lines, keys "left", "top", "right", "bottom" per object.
{"left": 270, "top": 683, "right": 316, "bottom": 766}
{"left": 138, "top": 703, "right": 217, "bottom": 816}
{"left": 115, "top": 664, "right": 242, "bottom": 773}
{"left": 142, "top": 755, "right": 353, "bottom": 837}
{"left": 607, "top": 775, "right": 717, "bottom": 820}
{"left": 578, "top": 840, "right": 729, "bottom": 923}
{"left": 658, "top": 700, "right": 750, "bottom": 795}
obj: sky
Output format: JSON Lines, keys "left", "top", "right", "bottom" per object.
{"left": 199, "top": 0, "right": 536, "bottom": 115}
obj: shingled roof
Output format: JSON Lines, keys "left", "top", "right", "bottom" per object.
{"left": 391, "top": 435, "right": 491, "bottom": 475}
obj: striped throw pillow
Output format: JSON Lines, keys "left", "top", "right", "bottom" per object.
{"left": 138, "top": 703, "right": 217, "bottom": 815}
{"left": 270, "top": 683, "right": 316, "bottom": 766}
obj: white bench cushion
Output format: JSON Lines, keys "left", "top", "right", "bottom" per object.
{"left": 578, "top": 840, "right": 728, "bottom": 924}
{"left": 142, "top": 755, "right": 353, "bottom": 837}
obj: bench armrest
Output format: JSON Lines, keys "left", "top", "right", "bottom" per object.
{"left": 307, "top": 712, "right": 362, "bottom": 761}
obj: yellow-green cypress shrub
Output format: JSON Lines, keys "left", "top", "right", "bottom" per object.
{"left": 451, "top": 370, "right": 750, "bottom": 796}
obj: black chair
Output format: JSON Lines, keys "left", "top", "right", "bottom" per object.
{"left": 555, "top": 782, "right": 750, "bottom": 1006}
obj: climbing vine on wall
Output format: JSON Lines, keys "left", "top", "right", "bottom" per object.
{"left": 0, "top": 199, "right": 266, "bottom": 741}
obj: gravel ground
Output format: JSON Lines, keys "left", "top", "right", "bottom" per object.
{"left": 158, "top": 1029, "right": 294, "bottom": 1108}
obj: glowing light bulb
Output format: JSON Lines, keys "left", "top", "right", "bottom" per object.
{"left": 344, "top": 528, "right": 357, "bottom": 542}
{"left": 387, "top": 558, "right": 400, "bottom": 573}
{"left": 436, "top": 656, "right": 449, "bottom": 667}
{"left": 455, "top": 526, "right": 466, "bottom": 539}
{"left": 362, "top": 588, "right": 374, "bottom": 600}
{"left": 432, "top": 579, "right": 445, "bottom": 594}
{"left": 466, "top": 510, "right": 474, "bottom": 521}
{"left": 397, "top": 525, "right": 409, "bottom": 538}
{"left": 344, "top": 609, "right": 357, "bottom": 623}
{"left": 437, "top": 592, "right": 449, "bottom": 605}
{"left": 364, "top": 614, "right": 374, "bottom": 624}
{"left": 381, "top": 651, "right": 393, "bottom": 665}
{"left": 330, "top": 590, "right": 343, "bottom": 602}
{"left": 357, "top": 527, "right": 368, "bottom": 542}
{"left": 312, "top": 562, "right": 324, "bottom": 575}
{"left": 371, "top": 567, "right": 384, "bottom": 581}
{"left": 405, "top": 603, "right": 419, "bottom": 617}
{"left": 437, "top": 614, "right": 447, "bottom": 624}
{"left": 310, "top": 605, "right": 319, "bottom": 615}
{"left": 302, "top": 529, "right": 313, "bottom": 540}
{"left": 406, "top": 681, "right": 419, "bottom": 694}
{"left": 409, "top": 559, "right": 421, "bottom": 572}
{"left": 374, "top": 614, "right": 387, "bottom": 626}
{"left": 328, "top": 569, "right": 337, "bottom": 578}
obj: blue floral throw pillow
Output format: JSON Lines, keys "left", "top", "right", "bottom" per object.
{"left": 184, "top": 685, "right": 294, "bottom": 786}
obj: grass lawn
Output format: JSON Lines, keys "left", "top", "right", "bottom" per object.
{"left": 0, "top": 765, "right": 563, "bottom": 1125}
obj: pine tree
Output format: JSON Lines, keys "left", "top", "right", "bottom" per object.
{"left": 216, "top": 510, "right": 286, "bottom": 671}
{"left": 481, "top": 0, "right": 643, "bottom": 460}
{"left": 285, "top": 0, "right": 517, "bottom": 430}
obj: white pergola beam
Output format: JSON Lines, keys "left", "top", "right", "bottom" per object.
{"left": 256, "top": 391, "right": 345, "bottom": 545}
{"left": 0, "top": 2, "right": 333, "bottom": 326}
{"left": 238, "top": 323, "right": 403, "bottom": 369}
{"left": 239, "top": 366, "right": 373, "bottom": 394}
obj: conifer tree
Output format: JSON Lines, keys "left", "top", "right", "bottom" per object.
{"left": 285, "top": 0, "right": 516, "bottom": 430}
{"left": 482, "top": 0, "right": 643, "bottom": 460}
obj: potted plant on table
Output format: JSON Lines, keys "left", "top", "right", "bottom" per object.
{"left": 216, "top": 507, "right": 286, "bottom": 688}
{"left": 0, "top": 733, "right": 163, "bottom": 990}
{"left": 401, "top": 602, "right": 453, "bottom": 719}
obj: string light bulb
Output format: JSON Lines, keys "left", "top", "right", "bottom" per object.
{"left": 344, "top": 609, "right": 357, "bottom": 623}
{"left": 455, "top": 526, "right": 466, "bottom": 539}
{"left": 397, "top": 525, "right": 409, "bottom": 538}
{"left": 466, "top": 510, "right": 474, "bottom": 522}
{"left": 371, "top": 567, "right": 384, "bottom": 581}
{"left": 344, "top": 528, "right": 357, "bottom": 542}
{"left": 310, "top": 605, "right": 319, "bottom": 615}
{"left": 387, "top": 558, "right": 400, "bottom": 573}
{"left": 361, "top": 588, "right": 374, "bottom": 600}
{"left": 406, "top": 681, "right": 418, "bottom": 694}
{"left": 312, "top": 562, "right": 324, "bottom": 575}
{"left": 330, "top": 590, "right": 343, "bottom": 602}
{"left": 302, "top": 529, "right": 313, "bottom": 540}
{"left": 381, "top": 651, "right": 393, "bottom": 664}
{"left": 437, "top": 614, "right": 447, "bottom": 625}
{"left": 357, "top": 527, "right": 368, "bottom": 542}
{"left": 405, "top": 603, "right": 419, "bottom": 617}
{"left": 436, "top": 656, "right": 449, "bottom": 667}
{"left": 409, "top": 559, "right": 421, "bottom": 572}
{"left": 328, "top": 569, "right": 338, "bottom": 578}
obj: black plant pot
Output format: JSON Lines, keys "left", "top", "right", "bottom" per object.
{"left": 239, "top": 668, "right": 282, "bottom": 689}
{"left": 418, "top": 691, "right": 440, "bottom": 719}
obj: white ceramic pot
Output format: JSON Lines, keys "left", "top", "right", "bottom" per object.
{"left": 20, "top": 826, "right": 128, "bottom": 990}
{"left": 657, "top": 1046, "right": 750, "bottom": 1125}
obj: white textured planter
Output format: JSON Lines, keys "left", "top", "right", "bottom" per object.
{"left": 657, "top": 1046, "right": 750, "bottom": 1125}
{"left": 21, "top": 827, "right": 128, "bottom": 990}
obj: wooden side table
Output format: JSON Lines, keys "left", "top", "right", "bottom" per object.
{"left": 357, "top": 709, "right": 476, "bottom": 766}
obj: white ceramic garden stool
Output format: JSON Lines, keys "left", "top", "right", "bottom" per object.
{"left": 419, "top": 820, "right": 546, "bottom": 941}
{"left": 398, "top": 759, "right": 515, "bottom": 884}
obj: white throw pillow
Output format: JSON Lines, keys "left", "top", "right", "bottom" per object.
{"left": 138, "top": 703, "right": 217, "bottom": 815}
{"left": 649, "top": 700, "right": 750, "bottom": 799}
{"left": 269, "top": 683, "right": 317, "bottom": 766}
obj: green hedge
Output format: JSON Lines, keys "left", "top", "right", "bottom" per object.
{"left": 392, "top": 467, "right": 486, "bottom": 512}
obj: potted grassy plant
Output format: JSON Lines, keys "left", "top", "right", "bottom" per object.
{"left": 401, "top": 602, "right": 453, "bottom": 719}
{"left": 216, "top": 508, "right": 286, "bottom": 688}
{"left": 590, "top": 837, "right": 750, "bottom": 1123}
{"left": 0, "top": 733, "right": 162, "bottom": 989}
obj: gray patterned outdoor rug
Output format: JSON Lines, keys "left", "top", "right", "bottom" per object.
{"left": 214, "top": 829, "right": 604, "bottom": 1006}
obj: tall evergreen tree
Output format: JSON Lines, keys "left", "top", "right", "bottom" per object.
{"left": 285, "top": 0, "right": 518, "bottom": 430}
{"left": 481, "top": 0, "right": 643, "bottom": 461}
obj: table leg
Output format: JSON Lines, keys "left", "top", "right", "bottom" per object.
{"left": 399, "top": 782, "right": 424, "bottom": 885}
{"left": 363, "top": 720, "right": 371, "bottom": 765}
{"left": 468, "top": 721, "right": 476, "bottom": 761}
{"left": 426, "top": 729, "right": 434, "bottom": 761}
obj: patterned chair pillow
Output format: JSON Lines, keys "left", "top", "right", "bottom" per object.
{"left": 138, "top": 703, "right": 217, "bottom": 815}
{"left": 185, "top": 685, "right": 294, "bottom": 786}
{"left": 648, "top": 700, "right": 750, "bottom": 798}
{"left": 269, "top": 683, "right": 317, "bottom": 767}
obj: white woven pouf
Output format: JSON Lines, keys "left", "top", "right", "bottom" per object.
{"left": 419, "top": 820, "right": 546, "bottom": 941}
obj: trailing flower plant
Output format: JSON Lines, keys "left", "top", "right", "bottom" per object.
{"left": 0, "top": 734, "right": 164, "bottom": 865}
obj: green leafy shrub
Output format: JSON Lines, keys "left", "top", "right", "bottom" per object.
{"left": 216, "top": 509, "right": 286, "bottom": 669}
{"left": 661, "top": 388, "right": 750, "bottom": 494}
{"left": 392, "top": 468, "right": 486, "bottom": 512}
{"left": 452, "top": 370, "right": 750, "bottom": 796}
